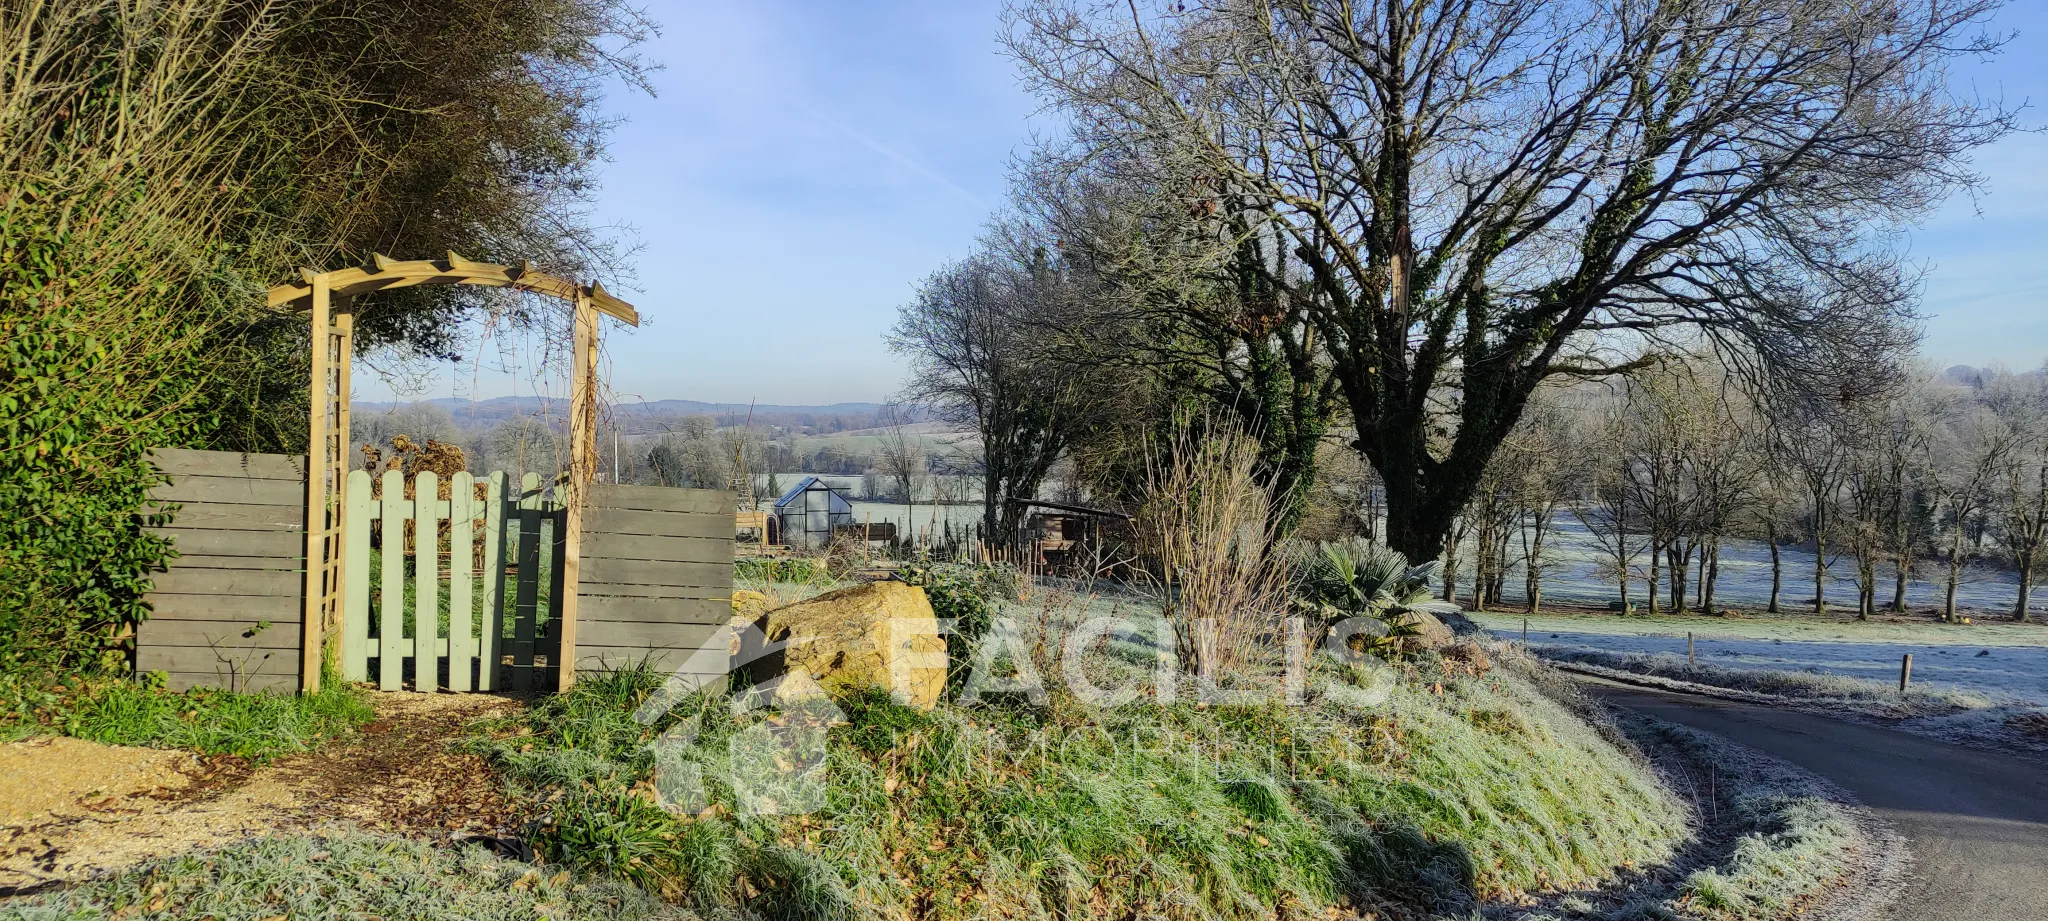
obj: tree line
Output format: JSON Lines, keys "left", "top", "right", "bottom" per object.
{"left": 1456, "top": 361, "right": 2048, "bottom": 622}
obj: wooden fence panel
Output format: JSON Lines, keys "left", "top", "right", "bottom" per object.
{"left": 142, "top": 455, "right": 603, "bottom": 696}
{"left": 136, "top": 450, "right": 307, "bottom": 692}
{"left": 378, "top": 470, "right": 407, "bottom": 691}
{"left": 544, "top": 496, "right": 568, "bottom": 688}
{"left": 342, "top": 470, "right": 373, "bottom": 682}
{"left": 510, "top": 472, "right": 544, "bottom": 692}
{"left": 479, "top": 472, "right": 507, "bottom": 691}
{"left": 416, "top": 472, "right": 442, "bottom": 690}
{"left": 576, "top": 485, "right": 734, "bottom": 688}
{"left": 449, "top": 471, "right": 476, "bottom": 693}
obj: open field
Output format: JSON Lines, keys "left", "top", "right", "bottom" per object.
{"left": 1470, "top": 610, "right": 2048, "bottom": 705}
{"left": 1467, "top": 607, "right": 2048, "bottom": 646}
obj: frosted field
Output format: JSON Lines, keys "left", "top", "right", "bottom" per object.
{"left": 1472, "top": 612, "right": 2048, "bottom": 705}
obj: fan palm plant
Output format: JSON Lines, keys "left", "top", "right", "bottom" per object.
{"left": 1292, "top": 540, "right": 1456, "bottom": 657}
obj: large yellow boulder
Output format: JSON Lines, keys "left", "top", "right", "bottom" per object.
{"left": 746, "top": 581, "right": 948, "bottom": 709}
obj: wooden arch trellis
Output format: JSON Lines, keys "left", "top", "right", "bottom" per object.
{"left": 267, "top": 253, "right": 639, "bottom": 693}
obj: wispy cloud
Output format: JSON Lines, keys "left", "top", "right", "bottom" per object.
{"left": 791, "top": 99, "right": 989, "bottom": 210}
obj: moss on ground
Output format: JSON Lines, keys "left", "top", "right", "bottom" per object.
{"left": 475, "top": 650, "right": 1683, "bottom": 920}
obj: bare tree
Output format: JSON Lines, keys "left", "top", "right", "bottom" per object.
{"left": 1748, "top": 454, "right": 1800, "bottom": 615}
{"left": 1999, "top": 448, "right": 2048, "bottom": 623}
{"left": 1007, "top": 188, "right": 1342, "bottom": 534}
{"left": 1008, "top": 0, "right": 2010, "bottom": 563}
{"left": 1574, "top": 394, "right": 1645, "bottom": 612}
{"left": 1466, "top": 462, "right": 1520, "bottom": 611}
{"left": 1777, "top": 408, "right": 1851, "bottom": 615}
{"left": 1511, "top": 400, "right": 1576, "bottom": 614}
{"left": 1618, "top": 365, "right": 1702, "bottom": 614}
{"left": 1841, "top": 417, "right": 1897, "bottom": 620}
{"left": 1987, "top": 374, "right": 2048, "bottom": 622}
{"left": 1685, "top": 395, "right": 1766, "bottom": 615}
{"left": 892, "top": 250, "right": 1094, "bottom": 548}
{"left": 642, "top": 416, "right": 730, "bottom": 489}
{"left": 875, "top": 403, "right": 927, "bottom": 523}
{"left": 1927, "top": 398, "right": 2012, "bottom": 621}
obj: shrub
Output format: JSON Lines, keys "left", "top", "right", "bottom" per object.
{"left": 1290, "top": 540, "right": 1457, "bottom": 658}
{"left": 736, "top": 556, "right": 833, "bottom": 586}
{"left": 0, "top": 234, "right": 211, "bottom": 675}
{"left": 896, "top": 559, "right": 1019, "bottom": 680}
{"left": 1133, "top": 419, "right": 1293, "bottom": 679}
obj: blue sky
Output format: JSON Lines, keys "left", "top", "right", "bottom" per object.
{"left": 363, "top": 1, "right": 2048, "bottom": 405}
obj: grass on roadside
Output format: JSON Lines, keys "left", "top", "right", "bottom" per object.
{"left": 1649, "top": 720, "right": 1871, "bottom": 921}
{"left": 0, "top": 671, "right": 371, "bottom": 761}
{"left": 1468, "top": 608, "right": 2048, "bottom": 646}
{"left": 1538, "top": 647, "right": 1993, "bottom": 716}
{"left": 1500, "top": 714, "right": 1875, "bottom": 921}
{"left": 473, "top": 651, "right": 1683, "bottom": 921}
{"left": 0, "top": 833, "right": 693, "bottom": 921}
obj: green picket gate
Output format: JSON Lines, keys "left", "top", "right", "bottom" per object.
{"left": 339, "top": 469, "right": 568, "bottom": 692}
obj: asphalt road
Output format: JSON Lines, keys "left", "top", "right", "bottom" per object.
{"left": 1583, "top": 679, "right": 2048, "bottom": 921}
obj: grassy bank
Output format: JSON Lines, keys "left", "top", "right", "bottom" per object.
{"left": 475, "top": 650, "right": 1683, "bottom": 920}
{"left": 0, "top": 672, "right": 371, "bottom": 761}
{"left": 0, "top": 833, "right": 689, "bottom": 921}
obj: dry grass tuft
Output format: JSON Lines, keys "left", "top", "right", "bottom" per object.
{"left": 1132, "top": 418, "right": 1293, "bottom": 681}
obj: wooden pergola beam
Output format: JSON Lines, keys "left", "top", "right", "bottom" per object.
{"left": 266, "top": 252, "right": 639, "bottom": 327}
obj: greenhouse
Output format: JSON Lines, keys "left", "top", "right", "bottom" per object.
{"left": 773, "top": 476, "right": 856, "bottom": 548}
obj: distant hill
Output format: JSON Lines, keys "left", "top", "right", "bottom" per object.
{"left": 1940, "top": 365, "right": 2045, "bottom": 388}
{"left": 355, "top": 397, "right": 931, "bottom": 435}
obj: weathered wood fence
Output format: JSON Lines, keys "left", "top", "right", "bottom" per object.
{"left": 134, "top": 449, "right": 735, "bottom": 695}
{"left": 575, "top": 484, "right": 734, "bottom": 685}
{"left": 138, "top": 450, "right": 309, "bottom": 691}
{"left": 340, "top": 469, "right": 569, "bottom": 692}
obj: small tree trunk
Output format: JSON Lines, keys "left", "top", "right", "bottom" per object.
{"left": 1944, "top": 531, "right": 1964, "bottom": 622}
{"left": 1768, "top": 536, "right": 1783, "bottom": 614}
{"left": 1442, "top": 541, "right": 1460, "bottom": 605}
{"left": 1814, "top": 532, "right": 1829, "bottom": 615}
{"left": 1857, "top": 553, "right": 1875, "bottom": 621}
{"left": 1703, "top": 539, "right": 1720, "bottom": 613}
{"left": 2016, "top": 550, "right": 2035, "bottom": 622}
{"left": 1646, "top": 539, "right": 1662, "bottom": 615}
{"left": 982, "top": 466, "right": 1003, "bottom": 551}
{"left": 1668, "top": 545, "right": 1689, "bottom": 614}
{"left": 1694, "top": 544, "right": 1707, "bottom": 610}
